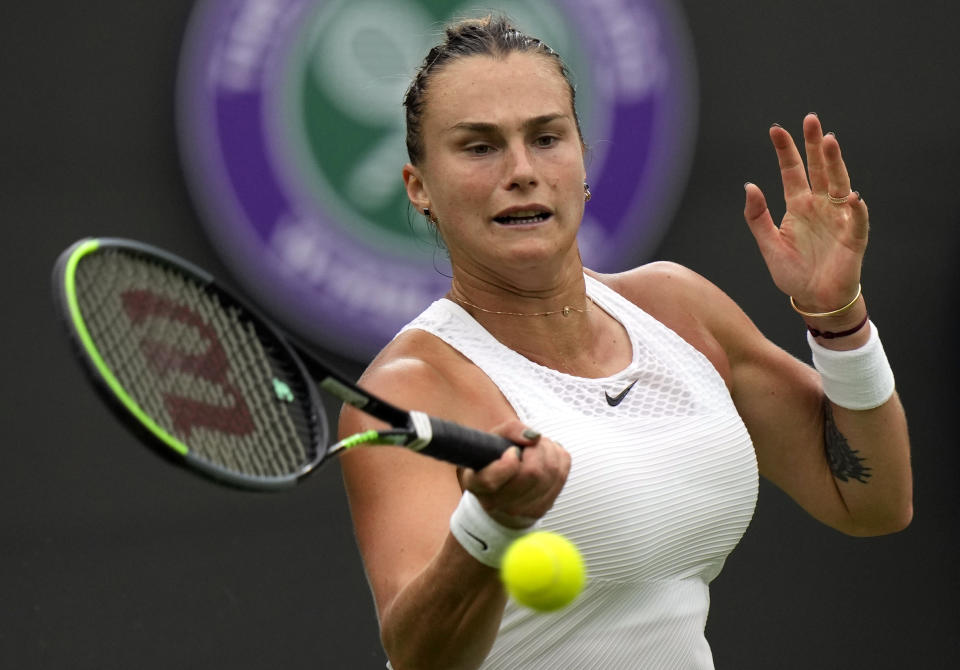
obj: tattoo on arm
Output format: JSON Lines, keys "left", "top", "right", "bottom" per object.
{"left": 823, "top": 400, "right": 872, "bottom": 483}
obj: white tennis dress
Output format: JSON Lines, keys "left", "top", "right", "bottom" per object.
{"left": 397, "top": 274, "right": 759, "bottom": 669}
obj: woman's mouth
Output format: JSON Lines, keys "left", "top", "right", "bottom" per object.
{"left": 493, "top": 209, "right": 552, "bottom": 225}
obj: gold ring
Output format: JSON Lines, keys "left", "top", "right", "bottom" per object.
{"left": 826, "top": 192, "right": 850, "bottom": 205}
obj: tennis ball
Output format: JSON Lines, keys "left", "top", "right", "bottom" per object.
{"left": 501, "top": 531, "right": 585, "bottom": 612}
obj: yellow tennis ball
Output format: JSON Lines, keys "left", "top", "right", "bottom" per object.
{"left": 501, "top": 531, "right": 585, "bottom": 612}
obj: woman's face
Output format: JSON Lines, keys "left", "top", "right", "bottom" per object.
{"left": 403, "top": 52, "right": 587, "bottom": 279}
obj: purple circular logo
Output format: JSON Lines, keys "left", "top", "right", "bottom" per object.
{"left": 177, "top": 0, "right": 697, "bottom": 360}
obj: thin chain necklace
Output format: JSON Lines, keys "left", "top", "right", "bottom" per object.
{"left": 449, "top": 292, "right": 593, "bottom": 317}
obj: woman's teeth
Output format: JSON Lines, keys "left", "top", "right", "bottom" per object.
{"left": 495, "top": 211, "right": 550, "bottom": 224}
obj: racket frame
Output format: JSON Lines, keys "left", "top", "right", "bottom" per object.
{"left": 52, "top": 237, "right": 328, "bottom": 490}
{"left": 54, "top": 237, "right": 512, "bottom": 490}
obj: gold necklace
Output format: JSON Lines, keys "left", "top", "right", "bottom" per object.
{"left": 449, "top": 293, "right": 593, "bottom": 317}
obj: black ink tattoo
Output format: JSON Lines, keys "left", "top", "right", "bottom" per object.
{"left": 823, "top": 400, "right": 872, "bottom": 483}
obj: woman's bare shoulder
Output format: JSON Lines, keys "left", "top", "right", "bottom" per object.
{"left": 352, "top": 327, "right": 514, "bottom": 430}
{"left": 360, "top": 329, "right": 463, "bottom": 391}
{"left": 586, "top": 262, "right": 748, "bottom": 385}
{"left": 586, "top": 261, "right": 724, "bottom": 321}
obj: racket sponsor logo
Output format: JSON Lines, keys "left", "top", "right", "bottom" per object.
{"left": 121, "top": 289, "right": 257, "bottom": 438}
{"left": 178, "top": 0, "right": 697, "bottom": 360}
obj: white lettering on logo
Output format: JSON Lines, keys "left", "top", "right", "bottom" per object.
{"left": 214, "top": 0, "right": 288, "bottom": 91}
{"left": 579, "top": 0, "right": 666, "bottom": 100}
{"left": 271, "top": 214, "right": 432, "bottom": 321}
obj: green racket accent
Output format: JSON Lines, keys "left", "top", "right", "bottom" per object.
{"left": 337, "top": 430, "right": 381, "bottom": 450}
{"left": 63, "top": 240, "right": 190, "bottom": 456}
{"left": 272, "top": 378, "right": 295, "bottom": 403}
{"left": 336, "top": 430, "right": 408, "bottom": 451}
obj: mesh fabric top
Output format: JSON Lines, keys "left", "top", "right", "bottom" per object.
{"left": 398, "top": 274, "right": 759, "bottom": 669}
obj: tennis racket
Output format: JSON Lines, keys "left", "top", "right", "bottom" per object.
{"left": 52, "top": 238, "right": 512, "bottom": 490}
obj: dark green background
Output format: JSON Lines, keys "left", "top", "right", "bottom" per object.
{"left": 3, "top": 1, "right": 957, "bottom": 667}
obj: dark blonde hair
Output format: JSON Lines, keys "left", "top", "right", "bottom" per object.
{"left": 403, "top": 16, "right": 583, "bottom": 165}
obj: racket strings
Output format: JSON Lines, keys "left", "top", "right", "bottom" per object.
{"left": 227, "top": 316, "right": 312, "bottom": 475}
{"left": 75, "top": 249, "right": 320, "bottom": 480}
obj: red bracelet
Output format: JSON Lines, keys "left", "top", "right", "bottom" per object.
{"left": 806, "top": 313, "right": 870, "bottom": 339}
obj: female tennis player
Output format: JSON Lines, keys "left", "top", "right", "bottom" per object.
{"left": 338, "top": 16, "right": 912, "bottom": 670}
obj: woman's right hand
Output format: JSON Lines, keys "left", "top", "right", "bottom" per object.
{"left": 460, "top": 420, "right": 571, "bottom": 529}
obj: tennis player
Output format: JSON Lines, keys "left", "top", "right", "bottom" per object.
{"left": 338, "top": 16, "right": 912, "bottom": 670}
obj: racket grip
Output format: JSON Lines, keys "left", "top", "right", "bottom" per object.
{"left": 418, "top": 416, "right": 513, "bottom": 470}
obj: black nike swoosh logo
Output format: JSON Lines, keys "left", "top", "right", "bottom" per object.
{"left": 464, "top": 530, "right": 488, "bottom": 551}
{"left": 605, "top": 380, "right": 638, "bottom": 407}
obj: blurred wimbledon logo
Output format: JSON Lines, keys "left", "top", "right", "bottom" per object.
{"left": 177, "top": 0, "right": 697, "bottom": 359}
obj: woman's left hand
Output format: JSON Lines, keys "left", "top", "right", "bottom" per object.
{"left": 743, "top": 113, "right": 869, "bottom": 312}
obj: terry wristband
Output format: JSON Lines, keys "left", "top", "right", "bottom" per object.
{"left": 450, "top": 491, "right": 529, "bottom": 568}
{"left": 807, "top": 321, "right": 895, "bottom": 410}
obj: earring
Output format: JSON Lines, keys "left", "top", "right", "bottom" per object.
{"left": 584, "top": 182, "right": 592, "bottom": 202}
{"left": 423, "top": 207, "right": 430, "bottom": 217}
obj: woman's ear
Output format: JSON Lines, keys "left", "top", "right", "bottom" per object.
{"left": 402, "top": 163, "right": 429, "bottom": 215}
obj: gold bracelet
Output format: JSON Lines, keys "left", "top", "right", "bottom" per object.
{"left": 789, "top": 284, "right": 862, "bottom": 318}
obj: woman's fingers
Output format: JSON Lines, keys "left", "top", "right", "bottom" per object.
{"left": 771, "top": 116, "right": 855, "bottom": 204}
{"left": 461, "top": 445, "right": 523, "bottom": 494}
{"left": 496, "top": 437, "right": 569, "bottom": 516}
{"left": 803, "top": 114, "right": 829, "bottom": 195}
{"left": 823, "top": 133, "right": 853, "bottom": 200}
{"left": 744, "top": 116, "right": 869, "bottom": 306}
{"left": 847, "top": 190, "right": 871, "bottom": 242}
{"left": 461, "top": 421, "right": 570, "bottom": 526}
{"left": 769, "top": 123, "right": 809, "bottom": 201}
{"left": 743, "top": 182, "right": 780, "bottom": 259}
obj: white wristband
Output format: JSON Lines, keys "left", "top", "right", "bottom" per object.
{"left": 807, "top": 321, "right": 895, "bottom": 410}
{"left": 450, "top": 491, "right": 529, "bottom": 568}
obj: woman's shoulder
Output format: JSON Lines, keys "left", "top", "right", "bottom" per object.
{"left": 586, "top": 262, "right": 748, "bottom": 384}
{"left": 359, "top": 329, "right": 464, "bottom": 401}
{"left": 586, "top": 261, "right": 727, "bottom": 320}
{"left": 354, "top": 327, "right": 513, "bottom": 428}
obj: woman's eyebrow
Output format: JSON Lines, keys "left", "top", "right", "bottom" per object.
{"left": 446, "top": 113, "right": 569, "bottom": 134}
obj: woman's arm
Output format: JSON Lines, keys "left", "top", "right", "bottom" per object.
{"left": 736, "top": 113, "right": 911, "bottom": 534}
{"left": 617, "top": 113, "right": 911, "bottom": 535}
{"left": 714, "top": 287, "right": 912, "bottom": 536}
{"left": 339, "top": 340, "right": 570, "bottom": 669}
{"left": 616, "top": 261, "right": 911, "bottom": 536}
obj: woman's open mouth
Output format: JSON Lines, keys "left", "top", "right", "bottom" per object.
{"left": 493, "top": 209, "right": 552, "bottom": 225}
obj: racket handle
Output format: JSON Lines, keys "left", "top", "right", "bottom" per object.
{"left": 417, "top": 416, "right": 513, "bottom": 470}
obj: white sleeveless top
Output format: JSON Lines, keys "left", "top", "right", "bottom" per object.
{"left": 397, "top": 274, "right": 758, "bottom": 669}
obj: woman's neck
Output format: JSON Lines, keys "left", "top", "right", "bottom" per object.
{"left": 447, "top": 270, "right": 631, "bottom": 378}
{"left": 448, "top": 271, "right": 590, "bottom": 318}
